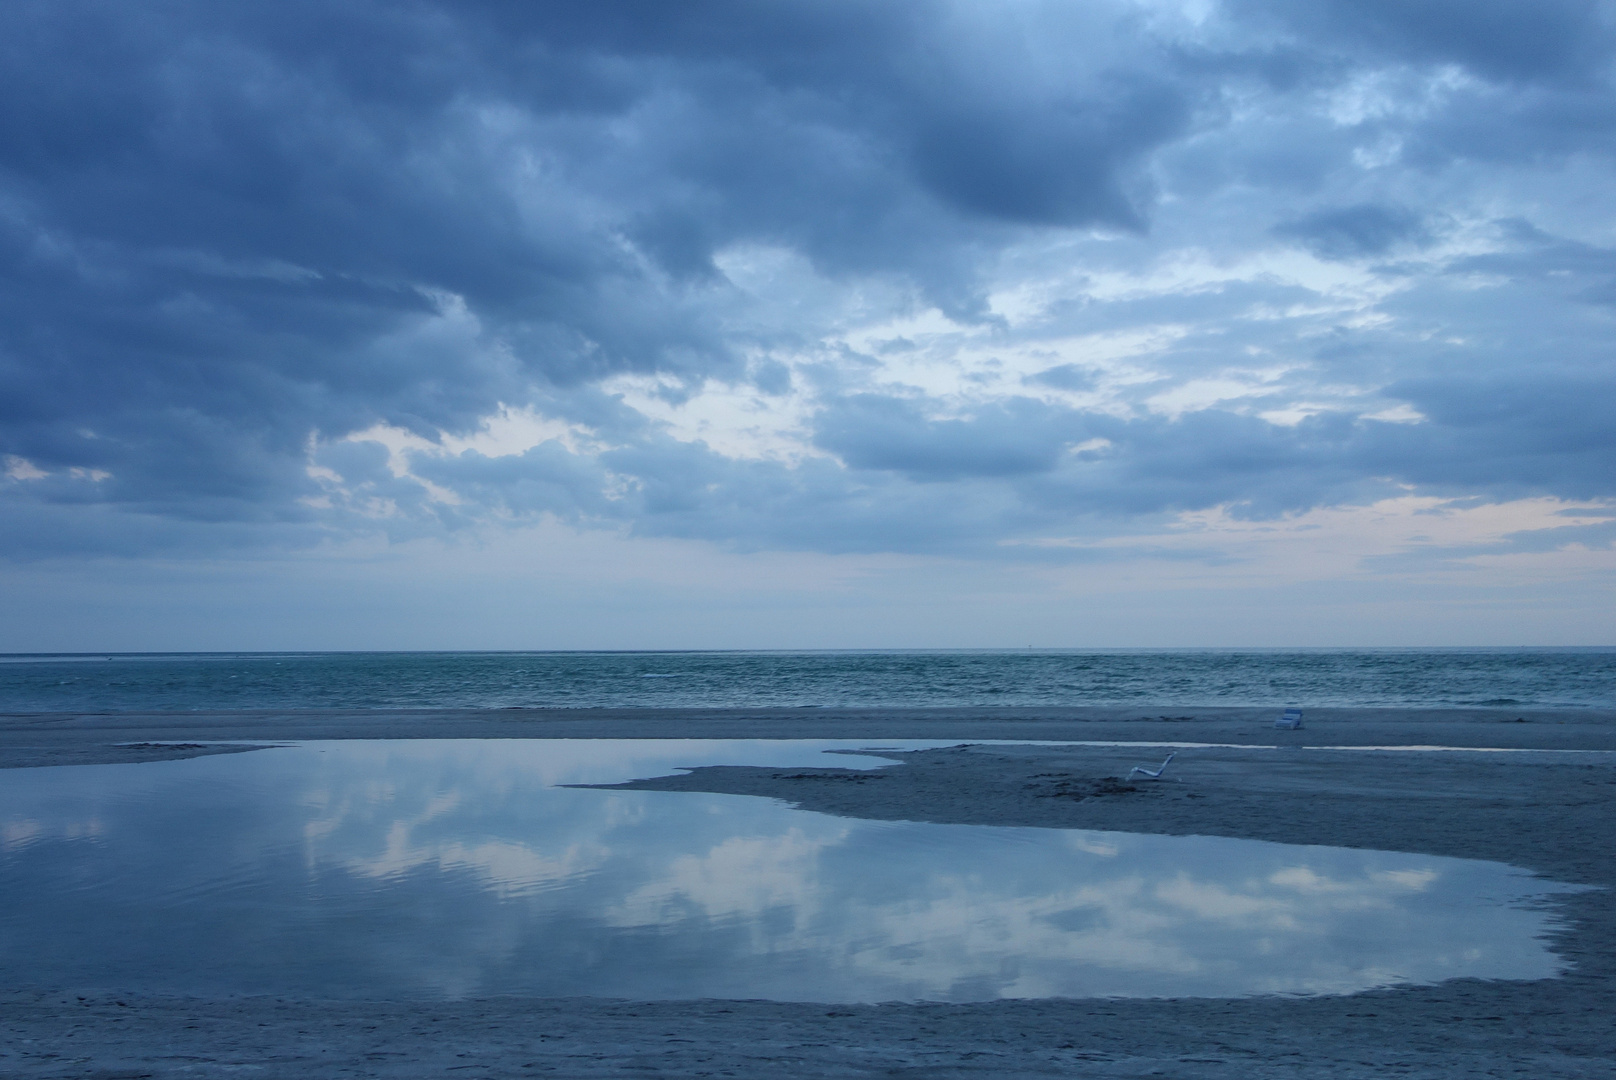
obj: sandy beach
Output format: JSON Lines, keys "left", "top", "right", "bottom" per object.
{"left": 3, "top": 706, "right": 1614, "bottom": 1078}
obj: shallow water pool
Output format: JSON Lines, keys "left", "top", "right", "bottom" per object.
{"left": 0, "top": 739, "right": 1583, "bottom": 1002}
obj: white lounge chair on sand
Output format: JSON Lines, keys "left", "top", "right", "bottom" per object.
{"left": 1127, "top": 752, "right": 1175, "bottom": 780}
{"left": 1274, "top": 708, "right": 1303, "bottom": 730}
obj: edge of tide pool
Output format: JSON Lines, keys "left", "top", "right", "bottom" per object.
{"left": 2, "top": 709, "right": 1614, "bottom": 1079}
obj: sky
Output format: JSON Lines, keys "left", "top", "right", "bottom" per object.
{"left": 2, "top": 0, "right": 1615, "bottom": 650}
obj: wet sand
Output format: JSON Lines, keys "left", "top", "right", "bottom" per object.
{"left": 3, "top": 706, "right": 1614, "bottom": 1078}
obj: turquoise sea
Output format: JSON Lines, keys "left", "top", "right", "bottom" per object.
{"left": 1, "top": 649, "right": 1613, "bottom": 712}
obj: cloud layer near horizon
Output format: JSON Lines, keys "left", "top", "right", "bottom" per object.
{"left": 3, "top": 0, "right": 1615, "bottom": 578}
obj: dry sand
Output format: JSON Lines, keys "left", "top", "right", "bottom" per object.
{"left": 2, "top": 706, "right": 1614, "bottom": 1078}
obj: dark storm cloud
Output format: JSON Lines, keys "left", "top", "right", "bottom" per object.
{"left": 1206, "top": 0, "right": 1616, "bottom": 178}
{"left": 1024, "top": 364, "right": 1099, "bottom": 393}
{"left": 415, "top": 389, "right": 1595, "bottom": 558}
{"left": 1380, "top": 374, "right": 1616, "bottom": 497}
{"left": 0, "top": 0, "right": 1191, "bottom": 544}
{"left": 813, "top": 395, "right": 1086, "bottom": 480}
{"left": 0, "top": 0, "right": 1613, "bottom": 561}
{"left": 598, "top": 436, "right": 1038, "bottom": 555}
{"left": 412, "top": 442, "right": 616, "bottom": 522}
{"left": 1230, "top": 0, "right": 1614, "bottom": 83}
{"left": 1272, "top": 204, "right": 1430, "bottom": 260}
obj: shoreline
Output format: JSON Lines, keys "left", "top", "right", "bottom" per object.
{"left": 4, "top": 704, "right": 1616, "bottom": 771}
{"left": 3, "top": 706, "right": 1615, "bottom": 1077}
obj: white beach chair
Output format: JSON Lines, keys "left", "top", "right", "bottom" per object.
{"left": 1127, "top": 752, "right": 1175, "bottom": 781}
{"left": 1274, "top": 708, "right": 1303, "bottom": 730}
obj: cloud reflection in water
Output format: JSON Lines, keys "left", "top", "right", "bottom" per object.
{"left": 0, "top": 740, "right": 1581, "bottom": 1002}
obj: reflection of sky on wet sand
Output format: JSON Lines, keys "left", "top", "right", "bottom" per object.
{"left": 0, "top": 740, "right": 1584, "bottom": 1002}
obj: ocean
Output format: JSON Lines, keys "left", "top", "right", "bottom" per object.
{"left": 1, "top": 649, "right": 1612, "bottom": 712}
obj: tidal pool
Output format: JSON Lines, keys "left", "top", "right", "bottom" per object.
{"left": 0, "top": 739, "right": 1582, "bottom": 1002}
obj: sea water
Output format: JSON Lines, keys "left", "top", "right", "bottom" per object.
{"left": 2, "top": 648, "right": 1614, "bottom": 712}
{"left": 0, "top": 740, "right": 1583, "bottom": 1002}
